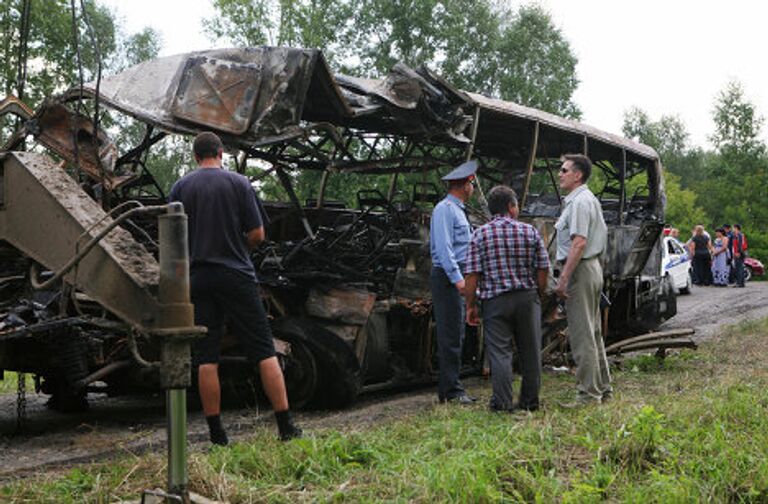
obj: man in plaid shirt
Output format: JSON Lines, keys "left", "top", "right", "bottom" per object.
{"left": 465, "top": 186, "right": 550, "bottom": 412}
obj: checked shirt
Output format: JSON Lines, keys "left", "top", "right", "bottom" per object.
{"left": 465, "top": 215, "right": 550, "bottom": 300}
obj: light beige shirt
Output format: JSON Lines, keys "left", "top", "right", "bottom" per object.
{"left": 555, "top": 184, "right": 607, "bottom": 261}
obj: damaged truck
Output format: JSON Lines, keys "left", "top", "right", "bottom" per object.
{"left": 0, "top": 47, "right": 679, "bottom": 412}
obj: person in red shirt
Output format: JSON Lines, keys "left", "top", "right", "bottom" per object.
{"left": 731, "top": 224, "right": 748, "bottom": 287}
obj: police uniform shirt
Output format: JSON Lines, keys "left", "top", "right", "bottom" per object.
{"left": 430, "top": 194, "right": 471, "bottom": 283}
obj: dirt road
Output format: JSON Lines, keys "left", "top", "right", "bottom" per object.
{"left": 2, "top": 282, "right": 767, "bottom": 479}
{"left": 660, "top": 281, "right": 768, "bottom": 340}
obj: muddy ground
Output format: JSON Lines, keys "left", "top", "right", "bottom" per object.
{"left": 1, "top": 282, "right": 766, "bottom": 480}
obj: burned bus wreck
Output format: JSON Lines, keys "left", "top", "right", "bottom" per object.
{"left": 0, "top": 47, "right": 677, "bottom": 411}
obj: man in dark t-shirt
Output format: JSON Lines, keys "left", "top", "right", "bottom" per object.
{"left": 169, "top": 132, "right": 301, "bottom": 445}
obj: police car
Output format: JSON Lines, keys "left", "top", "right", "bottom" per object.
{"left": 662, "top": 236, "right": 692, "bottom": 294}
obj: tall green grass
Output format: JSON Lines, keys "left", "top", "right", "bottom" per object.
{"left": 4, "top": 320, "right": 768, "bottom": 502}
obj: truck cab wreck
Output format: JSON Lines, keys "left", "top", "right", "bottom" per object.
{"left": 0, "top": 47, "right": 677, "bottom": 411}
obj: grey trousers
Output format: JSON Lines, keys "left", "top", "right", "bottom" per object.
{"left": 483, "top": 289, "right": 542, "bottom": 410}
{"left": 565, "top": 258, "right": 612, "bottom": 399}
{"left": 430, "top": 266, "right": 466, "bottom": 400}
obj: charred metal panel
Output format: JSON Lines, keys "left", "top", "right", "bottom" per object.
{"left": 337, "top": 63, "right": 472, "bottom": 142}
{"left": 77, "top": 48, "right": 352, "bottom": 146}
{"left": 31, "top": 103, "right": 123, "bottom": 189}
{"left": 172, "top": 57, "right": 261, "bottom": 134}
{"left": 302, "top": 52, "right": 360, "bottom": 123}
{"left": 305, "top": 287, "right": 376, "bottom": 325}
{"left": 605, "top": 224, "right": 664, "bottom": 280}
{"left": 0, "top": 152, "right": 160, "bottom": 329}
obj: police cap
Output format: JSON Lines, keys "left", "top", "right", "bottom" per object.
{"left": 441, "top": 160, "right": 478, "bottom": 181}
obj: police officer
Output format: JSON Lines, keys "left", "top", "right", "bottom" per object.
{"left": 430, "top": 160, "right": 479, "bottom": 404}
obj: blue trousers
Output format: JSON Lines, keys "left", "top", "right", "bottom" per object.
{"left": 430, "top": 266, "right": 467, "bottom": 400}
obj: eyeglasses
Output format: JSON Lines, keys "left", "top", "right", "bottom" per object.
{"left": 559, "top": 167, "right": 571, "bottom": 174}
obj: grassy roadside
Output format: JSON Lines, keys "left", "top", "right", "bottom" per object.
{"left": 3, "top": 319, "right": 768, "bottom": 503}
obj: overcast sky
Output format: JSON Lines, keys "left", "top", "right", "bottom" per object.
{"left": 101, "top": 0, "right": 768, "bottom": 148}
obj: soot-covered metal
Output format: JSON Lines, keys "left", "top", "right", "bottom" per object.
{"left": 0, "top": 47, "right": 687, "bottom": 412}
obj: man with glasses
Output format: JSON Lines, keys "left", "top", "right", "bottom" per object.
{"left": 430, "top": 159, "right": 479, "bottom": 404}
{"left": 554, "top": 154, "right": 612, "bottom": 406}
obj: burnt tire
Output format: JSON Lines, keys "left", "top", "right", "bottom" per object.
{"left": 44, "top": 333, "right": 90, "bottom": 413}
{"left": 44, "top": 377, "right": 89, "bottom": 413}
{"left": 661, "top": 275, "right": 677, "bottom": 320}
{"left": 279, "top": 338, "right": 319, "bottom": 410}
{"left": 274, "top": 318, "right": 361, "bottom": 409}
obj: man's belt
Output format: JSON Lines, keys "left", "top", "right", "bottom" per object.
{"left": 556, "top": 256, "right": 599, "bottom": 267}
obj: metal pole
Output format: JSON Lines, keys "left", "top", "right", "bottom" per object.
{"left": 316, "top": 170, "right": 329, "bottom": 209}
{"left": 464, "top": 106, "right": 489, "bottom": 218}
{"left": 157, "top": 202, "right": 194, "bottom": 502}
{"left": 387, "top": 172, "right": 399, "bottom": 201}
{"left": 167, "top": 388, "right": 188, "bottom": 496}
{"left": 619, "top": 149, "right": 627, "bottom": 225}
{"left": 274, "top": 165, "right": 315, "bottom": 239}
{"left": 520, "top": 121, "right": 540, "bottom": 211}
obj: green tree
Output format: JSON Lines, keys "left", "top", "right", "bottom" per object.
{"left": 623, "top": 107, "right": 689, "bottom": 162}
{"left": 495, "top": 5, "right": 580, "bottom": 118}
{"left": 423, "top": 0, "right": 500, "bottom": 94}
{"left": 696, "top": 81, "right": 768, "bottom": 259}
{"left": 0, "top": 0, "right": 116, "bottom": 108}
{"left": 0, "top": 1, "right": 173, "bottom": 195}
{"left": 621, "top": 106, "right": 708, "bottom": 192}
{"left": 621, "top": 107, "right": 689, "bottom": 167}
{"left": 207, "top": 0, "right": 581, "bottom": 118}
{"left": 663, "top": 172, "right": 707, "bottom": 232}
{"left": 347, "top": 1, "right": 581, "bottom": 117}
{"left": 204, "top": 0, "right": 353, "bottom": 64}
{"left": 710, "top": 80, "right": 765, "bottom": 163}
{"left": 110, "top": 26, "right": 162, "bottom": 72}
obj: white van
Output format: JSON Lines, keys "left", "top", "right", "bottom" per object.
{"left": 662, "top": 236, "right": 692, "bottom": 294}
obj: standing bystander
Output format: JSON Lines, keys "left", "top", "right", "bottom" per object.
{"left": 464, "top": 186, "right": 549, "bottom": 412}
{"left": 723, "top": 223, "right": 734, "bottom": 283}
{"left": 711, "top": 228, "right": 729, "bottom": 286}
{"left": 169, "top": 132, "right": 302, "bottom": 445}
{"left": 430, "top": 160, "right": 479, "bottom": 404}
{"left": 688, "top": 225, "right": 712, "bottom": 286}
{"left": 732, "top": 224, "right": 748, "bottom": 287}
{"left": 554, "top": 154, "right": 612, "bottom": 406}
